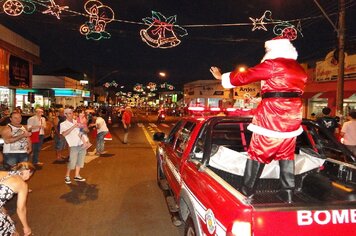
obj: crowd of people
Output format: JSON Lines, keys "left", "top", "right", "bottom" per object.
{"left": 0, "top": 104, "right": 135, "bottom": 234}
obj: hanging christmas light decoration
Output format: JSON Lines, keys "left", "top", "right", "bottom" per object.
{"left": 110, "top": 80, "right": 118, "bottom": 87}
{"left": 159, "top": 82, "right": 175, "bottom": 90}
{"left": 103, "top": 82, "right": 110, "bottom": 88}
{"left": 167, "top": 84, "right": 175, "bottom": 91}
{"left": 140, "top": 11, "right": 188, "bottom": 49}
{"left": 249, "top": 10, "right": 302, "bottom": 40}
{"left": 42, "top": 0, "right": 68, "bottom": 19}
{"left": 133, "top": 83, "right": 143, "bottom": 92}
{"left": 148, "top": 92, "right": 156, "bottom": 97}
{"left": 79, "top": 0, "right": 115, "bottom": 41}
{"left": 1, "top": 0, "right": 38, "bottom": 16}
{"left": 249, "top": 11, "right": 268, "bottom": 31}
{"left": 147, "top": 82, "right": 157, "bottom": 91}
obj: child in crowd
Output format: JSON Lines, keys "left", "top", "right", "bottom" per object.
{"left": 77, "top": 109, "right": 92, "bottom": 149}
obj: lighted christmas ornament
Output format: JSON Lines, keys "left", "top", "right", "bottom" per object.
{"left": 79, "top": 0, "right": 115, "bottom": 41}
{"left": 42, "top": 0, "right": 68, "bottom": 19}
{"left": 167, "top": 84, "right": 174, "bottom": 90}
{"left": 140, "top": 11, "right": 188, "bottom": 49}
{"left": 2, "top": 0, "right": 37, "bottom": 16}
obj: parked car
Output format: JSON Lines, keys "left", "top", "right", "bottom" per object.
{"left": 153, "top": 116, "right": 356, "bottom": 236}
{"left": 0, "top": 114, "right": 55, "bottom": 147}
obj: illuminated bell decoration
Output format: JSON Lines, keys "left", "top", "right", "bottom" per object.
{"left": 140, "top": 11, "right": 188, "bottom": 49}
{"left": 79, "top": 0, "right": 115, "bottom": 41}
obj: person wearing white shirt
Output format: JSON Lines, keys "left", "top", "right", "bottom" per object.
{"left": 89, "top": 112, "right": 109, "bottom": 156}
{"left": 341, "top": 110, "right": 356, "bottom": 157}
{"left": 27, "top": 108, "right": 46, "bottom": 166}
{"left": 60, "top": 109, "right": 87, "bottom": 184}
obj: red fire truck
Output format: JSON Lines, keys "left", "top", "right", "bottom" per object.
{"left": 153, "top": 116, "right": 356, "bottom": 236}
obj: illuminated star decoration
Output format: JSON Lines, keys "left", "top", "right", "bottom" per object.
{"left": 79, "top": 0, "right": 115, "bottom": 41}
{"left": 42, "top": 0, "right": 68, "bottom": 20}
{"left": 250, "top": 10, "right": 303, "bottom": 41}
{"left": 1, "top": 0, "right": 38, "bottom": 16}
{"left": 140, "top": 11, "right": 188, "bottom": 49}
{"left": 249, "top": 11, "right": 268, "bottom": 31}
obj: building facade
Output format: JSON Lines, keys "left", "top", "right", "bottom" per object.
{"left": 303, "top": 51, "right": 356, "bottom": 118}
{"left": 0, "top": 24, "right": 40, "bottom": 113}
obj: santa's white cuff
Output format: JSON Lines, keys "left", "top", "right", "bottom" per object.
{"left": 221, "top": 72, "right": 235, "bottom": 89}
{"left": 247, "top": 124, "right": 303, "bottom": 139}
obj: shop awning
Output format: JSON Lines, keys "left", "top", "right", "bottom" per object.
{"left": 318, "top": 91, "right": 356, "bottom": 99}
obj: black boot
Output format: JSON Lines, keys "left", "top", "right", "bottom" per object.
{"left": 241, "top": 159, "right": 265, "bottom": 198}
{"left": 277, "top": 160, "right": 295, "bottom": 203}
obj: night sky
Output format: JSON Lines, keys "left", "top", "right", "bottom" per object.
{"left": 0, "top": 0, "right": 355, "bottom": 90}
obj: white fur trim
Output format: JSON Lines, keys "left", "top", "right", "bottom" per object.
{"left": 261, "top": 39, "right": 298, "bottom": 62}
{"left": 221, "top": 72, "right": 235, "bottom": 88}
{"left": 247, "top": 123, "right": 303, "bottom": 138}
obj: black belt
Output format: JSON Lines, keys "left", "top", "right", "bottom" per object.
{"left": 262, "top": 92, "right": 301, "bottom": 99}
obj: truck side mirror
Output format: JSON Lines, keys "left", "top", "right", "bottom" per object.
{"left": 153, "top": 132, "right": 165, "bottom": 141}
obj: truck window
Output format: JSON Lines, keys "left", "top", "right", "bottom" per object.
{"left": 191, "top": 121, "right": 252, "bottom": 161}
{"left": 174, "top": 121, "right": 196, "bottom": 157}
{"left": 167, "top": 120, "right": 184, "bottom": 145}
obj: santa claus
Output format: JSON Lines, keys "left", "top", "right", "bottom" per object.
{"left": 210, "top": 38, "right": 307, "bottom": 203}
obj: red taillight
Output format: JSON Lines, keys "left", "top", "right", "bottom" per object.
{"left": 210, "top": 107, "right": 221, "bottom": 111}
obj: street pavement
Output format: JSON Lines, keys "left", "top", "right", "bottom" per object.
{"left": 6, "top": 117, "right": 183, "bottom": 236}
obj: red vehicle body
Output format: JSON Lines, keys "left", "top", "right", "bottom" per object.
{"left": 154, "top": 116, "right": 356, "bottom": 236}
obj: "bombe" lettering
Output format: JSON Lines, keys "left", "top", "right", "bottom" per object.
{"left": 297, "top": 209, "right": 356, "bottom": 226}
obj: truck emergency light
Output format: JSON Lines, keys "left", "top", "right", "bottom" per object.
{"left": 188, "top": 107, "right": 205, "bottom": 111}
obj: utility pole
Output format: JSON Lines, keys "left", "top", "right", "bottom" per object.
{"left": 336, "top": 0, "right": 345, "bottom": 117}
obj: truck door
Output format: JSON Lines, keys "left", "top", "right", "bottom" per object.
{"left": 163, "top": 121, "right": 196, "bottom": 196}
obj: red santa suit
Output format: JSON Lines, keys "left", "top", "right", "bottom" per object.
{"left": 221, "top": 39, "right": 307, "bottom": 164}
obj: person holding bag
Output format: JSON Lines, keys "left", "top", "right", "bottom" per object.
{"left": 27, "top": 108, "right": 46, "bottom": 167}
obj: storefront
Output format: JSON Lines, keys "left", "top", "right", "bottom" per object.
{"left": 184, "top": 80, "right": 261, "bottom": 109}
{"left": 303, "top": 51, "right": 356, "bottom": 118}
{"left": 15, "top": 89, "right": 54, "bottom": 113}
{"left": 0, "top": 24, "right": 40, "bottom": 112}
{"left": 54, "top": 88, "right": 90, "bottom": 107}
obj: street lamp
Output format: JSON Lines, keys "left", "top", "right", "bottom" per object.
{"left": 159, "top": 72, "right": 167, "bottom": 78}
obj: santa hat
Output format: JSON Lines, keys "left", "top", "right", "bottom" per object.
{"left": 261, "top": 38, "right": 298, "bottom": 62}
